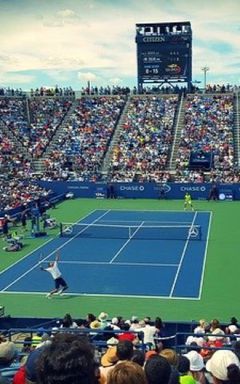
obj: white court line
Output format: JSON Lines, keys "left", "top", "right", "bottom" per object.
{"left": 98, "top": 220, "right": 194, "bottom": 225}
{"left": 198, "top": 211, "right": 212, "bottom": 299}
{"left": 0, "top": 209, "right": 99, "bottom": 278}
{"left": 0, "top": 210, "right": 111, "bottom": 293}
{"left": 95, "top": 208, "right": 212, "bottom": 213}
{"left": 1, "top": 290, "right": 200, "bottom": 301}
{"left": 60, "top": 260, "right": 179, "bottom": 267}
{"left": 109, "top": 222, "right": 144, "bottom": 264}
{"left": 169, "top": 211, "right": 198, "bottom": 298}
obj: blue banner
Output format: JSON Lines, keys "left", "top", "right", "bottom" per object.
{"left": 37, "top": 181, "right": 240, "bottom": 200}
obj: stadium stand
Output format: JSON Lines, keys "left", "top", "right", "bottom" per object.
{"left": 0, "top": 87, "right": 239, "bottom": 211}
{"left": 42, "top": 95, "right": 126, "bottom": 181}
{"left": 0, "top": 313, "right": 240, "bottom": 383}
{"left": 175, "top": 94, "right": 235, "bottom": 182}
{"left": 108, "top": 95, "right": 178, "bottom": 182}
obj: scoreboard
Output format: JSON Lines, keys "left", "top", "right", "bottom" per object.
{"left": 136, "top": 22, "right": 192, "bottom": 89}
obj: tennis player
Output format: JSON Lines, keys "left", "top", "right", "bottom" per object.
{"left": 184, "top": 192, "right": 194, "bottom": 211}
{"left": 41, "top": 252, "right": 68, "bottom": 298}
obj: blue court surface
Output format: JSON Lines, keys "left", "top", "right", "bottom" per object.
{"left": 0, "top": 209, "right": 211, "bottom": 299}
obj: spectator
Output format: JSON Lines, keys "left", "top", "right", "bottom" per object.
{"left": 184, "top": 350, "right": 206, "bottom": 384}
{"left": 107, "top": 361, "right": 147, "bottom": 384}
{"left": 206, "top": 350, "right": 240, "bottom": 383}
{"left": 131, "top": 349, "right": 145, "bottom": 367}
{"left": 144, "top": 355, "right": 172, "bottom": 384}
{"left": 116, "top": 340, "right": 134, "bottom": 362}
{"left": 37, "top": 333, "right": 97, "bottom": 384}
{"left": 100, "top": 346, "right": 118, "bottom": 384}
{"left": 60, "top": 313, "right": 78, "bottom": 329}
{"left": 177, "top": 355, "right": 196, "bottom": 384}
{"left": 137, "top": 319, "right": 157, "bottom": 349}
{"left": 160, "top": 348, "right": 180, "bottom": 384}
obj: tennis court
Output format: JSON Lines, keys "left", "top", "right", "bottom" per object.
{"left": 0, "top": 209, "right": 211, "bottom": 299}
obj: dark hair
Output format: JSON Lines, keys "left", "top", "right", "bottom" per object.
{"left": 62, "top": 313, "right": 74, "bottom": 328}
{"left": 131, "top": 350, "right": 145, "bottom": 367}
{"left": 116, "top": 341, "right": 134, "bottom": 361}
{"left": 87, "top": 314, "right": 96, "bottom": 324}
{"left": 231, "top": 317, "right": 238, "bottom": 325}
{"left": 144, "top": 355, "right": 171, "bottom": 384}
{"left": 155, "top": 317, "right": 163, "bottom": 330}
{"left": 227, "top": 364, "right": 240, "bottom": 382}
{"left": 37, "top": 334, "right": 96, "bottom": 384}
{"left": 177, "top": 355, "right": 190, "bottom": 374}
{"left": 121, "top": 323, "right": 130, "bottom": 331}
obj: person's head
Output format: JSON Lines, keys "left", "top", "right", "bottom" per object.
{"left": 107, "top": 361, "right": 147, "bottom": 384}
{"left": 86, "top": 313, "right": 96, "bottom": 324}
{"left": 25, "top": 346, "right": 45, "bottom": 383}
{"left": 160, "top": 348, "right": 179, "bottom": 367}
{"left": 131, "top": 349, "right": 145, "bottom": 367}
{"left": 184, "top": 350, "right": 204, "bottom": 372}
{"left": 121, "top": 322, "right": 130, "bottom": 331}
{"left": 144, "top": 355, "right": 171, "bottom": 384}
{"left": 198, "top": 319, "right": 207, "bottom": 329}
{"left": 154, "top": 317, "right": 163, "bottom": 330}
{"left": 61, "top": 313, "right": 73, "bottom": 327}
{"left": 0, "top": 341, "right": 17, "bottom": 366}
{"left": 210, "top": 319, "right": 221, "bottom": 331}
{"left": 116, "top": 340, "right": 134, "bottom": 361}
{"left": 230, "top": 317, "right": 238, "bottom": 326}
{"left": 177, "top": 355, "right": 190, "bottom": 375}
{"left": 101, "top": 346, "right": 118, "bottom": 367}
{"left": 206, "top": 350, "right": 240, "bottom": 383}
{"left": 48, "top": 261, "right": 54, "bottom": 267}
{"left": 37, "top": 333, "right": 96, "bottom": 384}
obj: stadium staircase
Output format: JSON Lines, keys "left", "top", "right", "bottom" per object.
{"left": 233, "top": 91, "right": 240, "bottom": 167}
{"left": 100, "top": 96, "right": 131, "bottom": 178}
{"left": 31, "top": 102, "right": 77, "bottom": 173}
{"left": 168, "top": 93, "right": 185, "bottom": 170}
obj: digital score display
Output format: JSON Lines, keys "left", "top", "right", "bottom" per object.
{"left": 138, "top": 44, "right": 189, "bottom": 80}
{"left": 136, "top": 22, "right": 192, "bottom": 86}
{"left": 138, "top": 43, "right": 190, "bottom": 80}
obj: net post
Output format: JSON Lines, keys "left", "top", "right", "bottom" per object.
{"left": 59, "top": 222, "right": 63, "bottom": 237}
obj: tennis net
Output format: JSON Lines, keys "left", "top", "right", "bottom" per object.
{"left": 59, "top": 222, "right": 202, "bottom": 240}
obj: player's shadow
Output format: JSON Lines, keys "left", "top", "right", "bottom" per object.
{"left": 54, "top": 294, "right": 77, "bottom": 300}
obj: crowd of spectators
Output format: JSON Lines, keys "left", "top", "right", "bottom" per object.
{"left": 0, "top": 313, "right": 240, "bottom": 383}
{"left": 205, "top": 84, "right": 240, "bottom": 93}
{"left": 0, "top": 179, "right": 52, "bottom": 212}
{"left": 0, "top": 88, "right": 26, "bottom": 97}
{"left": 0, "top": 98, "right": 30, "bottom": 148}
{"left": 28, "top": 98, "right": 72, "bottom": 157}
{"left": 175, "top": 94, "right": 235, "bottom": 182}
{"left": 0, "top": 96, "right": 72, "bottom": 158}
{"left": 30, "top": 86, "right": 75, "bottom": 98}
{"left": 0, "top": 87, "right": 240, "bottom": 190}
{"left": 42, "top": 96, "right": 126, "bottom": 181}
{"left": 81, "top": 86, "right": 131, "bottom": 96}
{"left": 109, "top": 95, "right": 178, "bottom": 182}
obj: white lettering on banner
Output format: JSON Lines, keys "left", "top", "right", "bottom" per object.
{"left": 67, "top": 186, "right": 90, "bottom": 190}
{"left": 120, "top": 185, "right": 145, "bottom": 192}
{"left": 180, "top": 186, "right": 206, "bottom": 192}
{"left": 163, "top": 184, "right": 171, "bottom": 193}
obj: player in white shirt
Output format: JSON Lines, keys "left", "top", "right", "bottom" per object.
{"left": 41, "top": 252, "right": 68, "bottom": 298}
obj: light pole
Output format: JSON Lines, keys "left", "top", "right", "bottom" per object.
{"left": 201, "top": 66, "right": 209, "bottom": 92}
